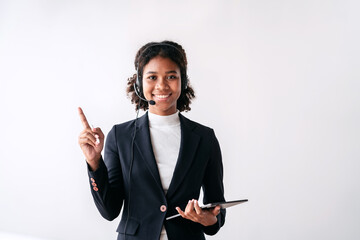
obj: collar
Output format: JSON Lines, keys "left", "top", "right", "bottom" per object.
{"left": 148, "top": 111, "right": 180, "bottom": 127}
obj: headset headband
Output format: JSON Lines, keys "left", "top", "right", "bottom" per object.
{"left": 136, "top": 43, "right": 185, "bottom": 70}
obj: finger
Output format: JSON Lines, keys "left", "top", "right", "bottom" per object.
{"left": 176, "top": 207, "right": 186, "bottom": 218}
{"left": 185, "top": 200, "right": 195, "bottom": 213}
{"left": 79, "top": 132, "right": 97, "bottom": 145}
{"left": 187, "top": 200, "right": 200, "bottom": 222}
{"left": 90, "top": 128, "right": 100, "bottom": 145}
{"left": 186, "top": 200, "right": 198, "bottom": 220}
{"left": 80, "top": 131, "right": 97, "bottom": 143}
{"left": 211, "top": 206, "right": 221, "bottom": 216}
{"left": 194, "top": 200, "right": 202, "bottom": 215}
{"left": 81, "top": 128, "right": 101, "bottom": 143}
{"left": 78, "top": 107, "right": 91, "bottom": 129}
{"left": 78, "top": 137, "right": 96, "bottom": 148}
{"left": 92, "top": 127, "right": 105, "bottom": 140}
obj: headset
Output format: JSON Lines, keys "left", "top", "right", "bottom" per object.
{"left": 133, "top": 42, "right": 188, "bottom": 106}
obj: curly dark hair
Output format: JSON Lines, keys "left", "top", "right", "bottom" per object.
{"left": 126, "top": 40, "right": 195, "bottom": 112}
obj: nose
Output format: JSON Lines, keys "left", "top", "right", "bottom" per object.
{"left": 155, "top": 77, "right": 169, "bottom": 90}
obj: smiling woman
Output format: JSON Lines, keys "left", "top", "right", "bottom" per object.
{"left": 126, "top": 41, "right": 195, "bottom": 112}
{"left": 78, "top": 41, "right": 226, "bottom": 240}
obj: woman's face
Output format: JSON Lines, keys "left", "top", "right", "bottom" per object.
{"left": 142, "top": 56, "right": 181, "bottom": 116}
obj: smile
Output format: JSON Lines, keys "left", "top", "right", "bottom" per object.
{"left": 153, "top": 94, "right": 171, "bottom": 99}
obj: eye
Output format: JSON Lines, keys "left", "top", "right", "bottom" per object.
{"left": 167, "top": 75, "right": 178, "bottom": 80}
{"left": 147, "top": 75, "right": 157, "bottom": 80}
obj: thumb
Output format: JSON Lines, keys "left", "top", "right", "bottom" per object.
{"left": 211, "top": 206, "right": 221, "bottom": 216}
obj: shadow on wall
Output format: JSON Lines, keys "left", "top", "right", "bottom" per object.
{"left": 0, "top": 232, "right": 52, "bottom": 240}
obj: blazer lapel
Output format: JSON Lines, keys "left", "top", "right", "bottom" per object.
{"left": 166, "top": 114, "right": 200, "bottom": 199}
{"left": 134, "top": 112, "right": 163, "bottom": 192}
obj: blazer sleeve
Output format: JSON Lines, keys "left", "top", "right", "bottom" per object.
{"left": 87, "top": 125, "right": 125, "bottom": 221}
{"left": 201, "top": 129, "right": 226, "bottom": 235}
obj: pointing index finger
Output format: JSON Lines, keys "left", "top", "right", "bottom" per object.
{"left": 78, "top": 107, "right": 91, "bottom": 129}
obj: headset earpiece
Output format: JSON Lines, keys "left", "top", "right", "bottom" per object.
{"left": 136, "top": 71, "right": 141, "bottom": 88}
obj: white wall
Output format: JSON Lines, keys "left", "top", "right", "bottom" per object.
{"left": 0, "top": 0, "right": 359, "bottom": 239}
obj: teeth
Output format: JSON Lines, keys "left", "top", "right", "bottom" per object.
{"left": 155, "top": 95, "right": 170, "bottom": 99}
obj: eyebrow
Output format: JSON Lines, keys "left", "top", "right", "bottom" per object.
{"left": 145, "top": 70, "right": 179, "bottom": 75}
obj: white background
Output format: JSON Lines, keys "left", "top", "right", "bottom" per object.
{"left": 0, "top": 0, "right": 359, "bottom": 239}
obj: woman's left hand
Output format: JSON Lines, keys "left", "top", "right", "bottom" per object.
{"left": 176, "top": 199, "right": 220, "bottom": 226}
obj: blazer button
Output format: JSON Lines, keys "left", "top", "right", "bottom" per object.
{"left": 160, "top": 205, "right": 167, "bottom": 212}
{"left": 92, "top": 182, "right": 97, "bottom": 187}
{"left": 90, "top": 178, "right": 95, "bottom": 183}
{"left": 93, "top": 187, "right": 98, "bottom": 192}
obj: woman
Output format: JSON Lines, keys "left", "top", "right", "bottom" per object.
{"left": 78, "top": 40, "right": 226, "bottom": 240}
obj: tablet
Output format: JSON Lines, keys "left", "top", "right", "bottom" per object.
{"left": 166, "top": 199, "right": 248, "bottom": 220}
{"left": 201, "top": 199, "right": 248, "bottom": 209}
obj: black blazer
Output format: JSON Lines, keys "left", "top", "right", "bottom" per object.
{"left": 87, "top": 112, "right": 226, "bottom": 240}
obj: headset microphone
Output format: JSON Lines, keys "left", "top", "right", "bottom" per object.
{"left": 133, "top": 83, "right": 156, "bottom": 105}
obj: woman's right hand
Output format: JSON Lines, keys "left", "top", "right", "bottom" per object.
{"left": 78, "top": 107, "right": 104, "bottom": 171}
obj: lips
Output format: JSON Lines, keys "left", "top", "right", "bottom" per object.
{"left": 153, "top": 93, "right": 172, "bottom": 100}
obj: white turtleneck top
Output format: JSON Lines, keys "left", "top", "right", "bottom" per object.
{"left": 148, "top": 110, "right": 181, "bottom": 240}
{"left": 148, "top": 110, "right": 181, "bottom": 194}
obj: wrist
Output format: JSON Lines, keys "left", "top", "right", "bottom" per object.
{"left": 87, "top": 155, "right": 101, "bottom": 171}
